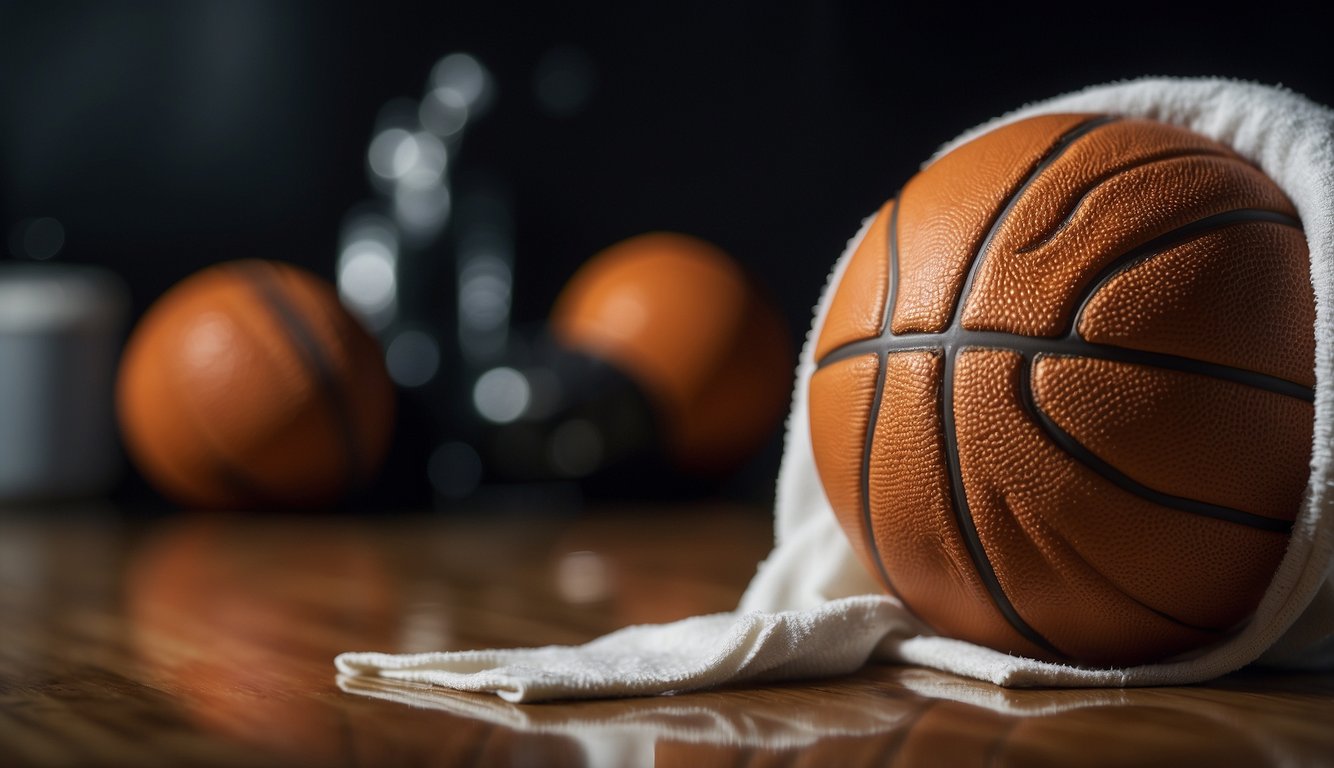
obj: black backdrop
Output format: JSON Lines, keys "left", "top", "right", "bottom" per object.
{"left": 3, "top": 2, "right": 1330, "bottom": 506}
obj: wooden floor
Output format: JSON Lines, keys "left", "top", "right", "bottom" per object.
{"left": 1, "top": 502, "right": 1331, "bottom": 767}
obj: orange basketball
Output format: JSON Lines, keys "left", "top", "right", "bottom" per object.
{"left": 117, "top": 260, "right": 395, "bottom": 508}
{"left": 810, "top": 114, "right": 1314, "bottom": 666}
{"left": 551, "top": 232, "right": 793, "bottom": 474}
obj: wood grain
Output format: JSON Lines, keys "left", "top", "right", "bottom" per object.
{"left": 0, "top": 504, "right": 1330, "bottom": 767}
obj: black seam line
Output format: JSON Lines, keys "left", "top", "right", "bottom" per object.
{"left": 859, "top": 351, "right": 902, "bottom": 598}
{"left": 1016, "top": 356, "right": 1258, "bottom": 634}
{"left": 815, "top": 209, "right": 1312, "bottom": 402}
{"left": 815, "top": 331, "right": 1312, "bottom": 403}
{"left": 918, "top": 117, "right": 1111, "bottom": 661}
{"left": 211, "top": 457, "right": 267, "bottom": 502}
{"left": 948, "top": 115, "right": 1120, "bottom": 329}
{"left": 1071, "top": 209, "right": 1303, "bottom": 334}
{"left": 1017, "top": 148, "right": 1240, "bottom": 254}
{"left": 241, "top": 263, "right": 364, "bottom": 491}
{"left": 879, "top": 197, "right": 901, "bottom": 336}
{"left": 941, "top": 345, "right": 1063, "bottom": 657}
{"left": 1021, "top": 353, "right": 1293, "bottom": 534}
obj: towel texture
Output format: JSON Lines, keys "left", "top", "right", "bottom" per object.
{"left": 337, "top": 77, "right": 1334, "bottom": 701}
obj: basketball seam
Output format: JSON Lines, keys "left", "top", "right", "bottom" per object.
{"left": 816, "top": 329, "right": 1312, "bottom": 401}
{"left": 948, "top": 115, "right": 1120, "bottom": 327}
{"left": 879, "top": 197, "right": 901, "bottom": 336}
{"left": 239, "top": 263, "right": 364, "bottom": 497}
{"left": 993, "top": 413, "right": 1231, "bottom": 637}
{"left": 863, "top": 117, "right": 1118, "bottom": 660}
{"left": 158, "top": 308, "right": 274, "bottom": 506}
{"left": 168, "top": 385, "right": 271, "bottom": 505}
{"left": 1016, "top": 148, "right": 1244, "bottom": 254}
{"left": 822, "top": 114, "right": 1306, "bottom": 661}
{"left": 814, "top": 211, "right": 1312, "bottom": 403}
{"left": 858, "top": 195, "right": 904, "bottom": 598}
{"left": 1022, "top": 354, "right": 1294, "bottom": 533}
{"left": 1071, "top": 211, "right": 1303, "bottom": 337}
{"left": 942, "top": 116, "right": 1117, "bottom": 660}
{"left": 859, "top": 351, "right": 902, "bottom": 599}
{"left": 941, "top": 348, "right": 1063, "bottom": 658}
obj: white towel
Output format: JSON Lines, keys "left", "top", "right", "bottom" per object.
{"left": 333, "top": 668, "right": 1309, "bottom": 766}
{"left": 336, "top": 77, "right": 1334, "bottom": 701}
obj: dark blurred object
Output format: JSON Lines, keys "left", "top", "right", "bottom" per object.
{"left": 333, "top": 51, "right": 509, "bottom": 507}
{"left": 549, "top": 232, "right": 793, "bottom": 476}
{"left": 430, "top": 233, "right": 793, "bottom": 500}
{"left": 0, "top": 262, "right": 128, "bottom": 503}
{"left": 448, "top": 333, "right": 662, "bottom": 496}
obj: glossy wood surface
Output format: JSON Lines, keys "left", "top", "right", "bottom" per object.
{"left": 1, "top": 503, "right": 1331, "bottom": 767}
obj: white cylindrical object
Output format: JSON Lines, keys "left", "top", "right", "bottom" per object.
{"left": 0, "top": 263, "right": 129, "bottom": 502}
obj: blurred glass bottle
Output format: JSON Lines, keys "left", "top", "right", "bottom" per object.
{"left": 337, "top": 53, "right": 512, "bottom": 506}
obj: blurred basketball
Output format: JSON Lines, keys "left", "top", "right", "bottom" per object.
{"left": 551, "top": 232, "right": 793, "bottom": 474}
{"left": 117, "top": 260, "right": 395, "bottom": 508}
{"left": 810, "top": 114, "right": 1314, "bottom": 665}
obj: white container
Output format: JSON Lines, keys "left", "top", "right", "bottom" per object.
{"left": 0, "top": 263, "right": 129, "bottom": 502}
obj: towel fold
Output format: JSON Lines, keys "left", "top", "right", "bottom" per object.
{"left": 337, "top": 77, "right": 1334, "bottom": 702}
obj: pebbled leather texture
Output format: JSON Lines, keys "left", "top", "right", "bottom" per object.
{"left": 815, "top": 199, "right": 894, "bottom": 360}
{"left": 1079, "top": 221, "right": 1315, "bottom": 387}
{"left": 1033, "top": 356, "right": 1311, "bottom": 521}
{"left": 868, "top": 350, "right": 1049, "bottom": 658}
{"left": 809, "top": 353, "right": 882, "bottom": 577}
{"left": 892, "top": 114, "right": 1090, "bottom": 334}
{"left": 117, "top": 260, "right": 395, "bottom": 508}
{"left": 808, "top": 114, "right": 1314, "bottom": 665}
{"left": 960, "top": 122, "right": 1297, "bottom": 338}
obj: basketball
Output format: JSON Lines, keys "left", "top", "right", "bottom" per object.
{"left": 551, "top": 232, "right": 793, "bottom": 474}
{"left": 117, "top": 260, "right": 395, "bottom": 508}
{"left": 809, "top": 114, "right": 1314, "bottom": 665}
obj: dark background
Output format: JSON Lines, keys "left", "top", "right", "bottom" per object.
{"left": 2, "top": 2, "right": 1330, "bottom": 507}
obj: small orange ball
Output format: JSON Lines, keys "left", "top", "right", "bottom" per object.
{"left": 117, "top": 260, "right": 395, "bottom": 508}
{"left": 550, "top": 232, "right": 793, "bottom": 473}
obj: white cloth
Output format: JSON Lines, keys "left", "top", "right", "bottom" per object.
{"left": 336, "top": 77, "right": 1334, "bottom": 701}
{"left": 334, "top": 668, "right": 1309, "bottom": 767}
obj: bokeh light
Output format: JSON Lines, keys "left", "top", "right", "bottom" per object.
{"left": 534, "top": 45, "right": 597, "bottom": 118}
{"left": 472, "top": 366, "right": 530, "bottom": 424}
{"left": 457, "top": 252, "right": 511, "bottom": 360}
{"left": 429, "top": 53, "right": 494, "bottom": 117}
{"left": 554, "top": 550, "right": 612, "bottom": 604}
{"left": 548, "top": 418, "right": 603, "bottom": 477}
{"left": 7, "top": 217, "right": 66, "bottom": 260}
{"left": 337, "top": 213, "right": 400, "bottom": 331}
{"left": 419, "top": 86, "right": 469, "bottom": 138}
{"left": 367, "top": 127, "right": 415, "bottom": 182}
{"left": 393, "top": 181, "right": 452, "bottom": 241}
{"left": 427, "top": 440, "right": 483, "bottom": 499}
{"left": 385, "top": 329, "right": 441, "bottom": 388}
